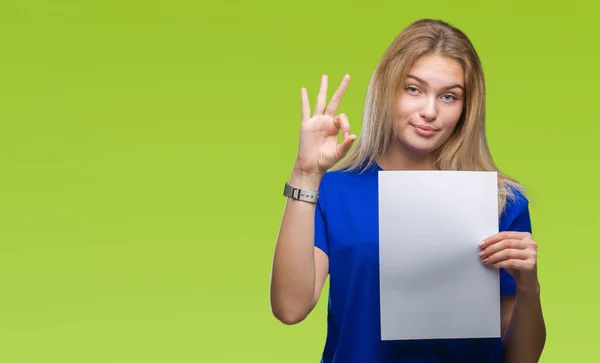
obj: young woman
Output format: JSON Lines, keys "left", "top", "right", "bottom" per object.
{"left": 270, "top": 19, "right": 546, "bottom": 363}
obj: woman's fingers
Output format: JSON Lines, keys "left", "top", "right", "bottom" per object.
{"left": 301, "top": 74, "right": 351, "bottom": 121}
{"left": 324, "top": 74, "right": 350, "bottom": 117}
{"left": 301, "top": 87, "right": 310, "bottom": 123}
{"left": 482, "top": 248, "right": 531, "bottom": 265}
{"left": 313, "top": 75, "right": 328, "bottom": 117}
{"left": 480, "top": 232, "right": 531, "bottom": 249}
{"left": 337, "top": 132, "right": 357, "bottom": 159}
{"left": 333, "top": 113, "right": 351, "bottom": 134}
{"left": 480, "top": 238, "right": 531, "bottom": 258}
{"left": 332, "top": 113, "right": 355, "bottom": 159}
{"left": 490, "top": 259, "right": 537, "bottom": 272}
{"left": 335, "top": 114, "right": 356, "bottom": 157}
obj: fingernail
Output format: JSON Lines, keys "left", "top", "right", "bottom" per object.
{"left": 479, "top": 251, "right": 485, "bottom": 257}
{"left": 482, "top": 258, "right": 488, "bottom": 263}
{"left": 479, "top": 240, "right": 485, "bottom": 247}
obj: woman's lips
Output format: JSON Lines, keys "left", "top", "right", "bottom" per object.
{"left": 412, "top": 124, "right": 437, "bottom": 137}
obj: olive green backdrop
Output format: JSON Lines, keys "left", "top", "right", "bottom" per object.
{"left": 0, "top": 0, "right": 598, "bottom": 362}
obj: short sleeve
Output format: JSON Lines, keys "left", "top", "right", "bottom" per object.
{"left": 500, "top": 196, "right": 532, "bottom": 296}
{"left": 314, "top": 198, "right": 329, "bottom": 256}
{"left": 314, "top": 176, "right": 329, "bottom": 256}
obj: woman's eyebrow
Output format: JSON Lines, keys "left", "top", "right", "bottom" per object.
{"left": 407, "top": 74, "right": 465, "bottom": 92}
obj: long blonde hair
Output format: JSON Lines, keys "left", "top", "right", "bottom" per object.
{"left": 334, "top": 19, "right": 524, "bottom": 213}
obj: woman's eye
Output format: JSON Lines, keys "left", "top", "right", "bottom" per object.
{"left": 442, "top": 94, "right": 457, "bottom": 102}
{"left": 407, "top": 86, "right": 419, "bottom": 94}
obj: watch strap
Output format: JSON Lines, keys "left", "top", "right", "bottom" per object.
{"left": 283, "top": 182, "right": 319, "bottom": 203}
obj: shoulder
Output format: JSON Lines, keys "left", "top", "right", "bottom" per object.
{"left": 504, "top": 183, "right": 529, "bottom": 214}
{"left": 500, "top": 183, "right": 532, "bottom": 232}
{"left": 319, "top": 165, "right": 378, "bottom": 191}
{"left": 317, "top": 170, "right": 357, "bottom": 204}
{"left": 317, "top": 166, "right": 379, "bottom": 210}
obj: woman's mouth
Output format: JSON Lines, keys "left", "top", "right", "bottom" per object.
{"left": 412, "top": 124, "right": 437, "bottom": 137}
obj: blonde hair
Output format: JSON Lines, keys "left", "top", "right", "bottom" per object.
{"left": 334, "top": 18, "right": 525, "bottom": 214}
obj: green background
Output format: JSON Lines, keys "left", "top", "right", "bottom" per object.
{"left": 0, "top": 0, "right": 598, "bottom": 362}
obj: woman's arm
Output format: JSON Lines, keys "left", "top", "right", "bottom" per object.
{"left": 501, "top": 284, "right": 546, "bottom": 363}
{"left": 481, "top": 232, "right": 546, "bottom": 363}
{"left": 270, "top": 168, "right": 329, "bottom": 325}
{"left": 270, "top": 74, "right": 354, "bottom": 325}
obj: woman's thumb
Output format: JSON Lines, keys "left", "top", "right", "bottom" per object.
{"left": 337, "top": 134, "right": 356, "bottom": 158}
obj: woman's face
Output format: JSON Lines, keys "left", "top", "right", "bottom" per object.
{"left": 393, "top": 54, "right": 465, "bottom": 154}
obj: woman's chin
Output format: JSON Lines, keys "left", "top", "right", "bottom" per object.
{"left": 402, "top": 135, "right": 442, "bottom": 154}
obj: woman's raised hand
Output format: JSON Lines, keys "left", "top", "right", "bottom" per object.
{"left": 294, "top": 74, "right": 357, "bottom": 176}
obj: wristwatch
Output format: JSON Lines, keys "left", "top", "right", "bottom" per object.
{"left": 283, "top": 182, "right": 319, "bottom": 203}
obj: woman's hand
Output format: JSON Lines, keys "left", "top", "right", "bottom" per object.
{"left": 294, "top": 74, "right": 357, "bottom": 177}
{"left": 479, "top": 232, "right": 539, "bottom": 294}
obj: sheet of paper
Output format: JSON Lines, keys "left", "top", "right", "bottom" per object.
{"left": 378, "top": 170, "right": 500, "bottom": 341}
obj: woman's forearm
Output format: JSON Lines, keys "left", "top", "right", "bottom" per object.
{"left": 502, "top": 284, "right": 546, "bottom": 363}
{"left": 270, "top": 168, "right": 322, "bottom": 324}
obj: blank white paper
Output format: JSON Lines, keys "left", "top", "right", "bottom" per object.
{"left": 378, "top": 170, "right": 500, "bottom": 341}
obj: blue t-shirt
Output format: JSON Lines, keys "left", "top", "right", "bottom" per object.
{"left": 313, "top": 163, "right": 531, "bottom": 363}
